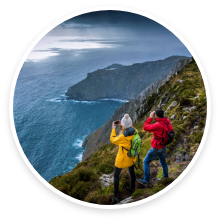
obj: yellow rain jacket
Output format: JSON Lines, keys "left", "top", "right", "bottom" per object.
{"left": 110, "top": 127, "right": 137, "bottom": 168}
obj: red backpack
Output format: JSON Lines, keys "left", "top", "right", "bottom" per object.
{"left": 159, "top": 122, "right": 169, "bottom": 145}
{"left": 154, "top": 122, "right": 175, "bottom": 146}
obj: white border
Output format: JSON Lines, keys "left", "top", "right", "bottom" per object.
{"left": 9, "top": 6, "right": 211, "bottom": 210}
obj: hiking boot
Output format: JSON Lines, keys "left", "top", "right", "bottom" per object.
{"left": 137, "top": 178, "right": 150, "bottom": 187}
{"left": 126, "top": 186, "right": 135, "bottom": 193}
{"left": 112, "top": 194, "right": 120, "bottom": 205}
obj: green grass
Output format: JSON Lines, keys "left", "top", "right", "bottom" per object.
{"left": 132, "top": 178, "right": 174, "bottom": 199}
{"left": 50, "top": 58, "right": 207, "bottom": 205}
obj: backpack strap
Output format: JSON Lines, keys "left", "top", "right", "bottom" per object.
{"left": 134, "top": 162, "right": 138, "bottom": 170}
{"left": 132, "top": 153, "right": 140, "bottom": 170}
{"left": 122, "top": 146, "right": 129, "bottom": 154}
{"left": 153, "top": 122, "right": 164, "bottom": 140}
{"left": 158, "top": 121, "right": 170, "bottom": 126}
{"left": 122, "top": 146, "right": 138, "bottom": 170}
{"left": 158, "top": 121, "right": 166, "bottom": 128}
{"left": 154, "top": 121, "right": 169, "bottom": 145}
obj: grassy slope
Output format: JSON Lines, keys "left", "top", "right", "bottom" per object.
{"left": 50, "top": 59, "right": 207, "bottom": 205}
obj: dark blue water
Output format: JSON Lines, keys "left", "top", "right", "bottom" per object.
{"left": 13, "top": 43, "right": 190, "bottom": 182}
{"left": 14, "top": 48, "right": 137, "bottom": 182}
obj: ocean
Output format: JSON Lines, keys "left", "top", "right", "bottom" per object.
{"left": 13, "top": 38, "right": 190, "bottom": 182}
{"left": 13, "top": 48, "right": 145, "bottom": 182}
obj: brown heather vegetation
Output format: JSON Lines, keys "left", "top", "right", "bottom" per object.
{"left": 50, "top": 58, "right": 207, "bottom": 205}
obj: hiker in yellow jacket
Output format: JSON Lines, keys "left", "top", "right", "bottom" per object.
{"left": 110, "top": 114, "right": 137, "bottom": 204}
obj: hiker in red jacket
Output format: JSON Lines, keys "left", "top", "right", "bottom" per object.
{"left": 137, "top": 108, "right": 174, "bottom": 186}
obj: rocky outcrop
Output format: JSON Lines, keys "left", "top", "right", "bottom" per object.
{"left": 170, "top": 114, "right": 176, "bottom": 120}
{"left": 82, "top": 58, "right": 191, "bottom": 160}
{"left": 165, "top": 101, "right": 178, "bottom": 114}
{"left": 175, "top": 153, "right": 189, "bottom": 162}
{"left": 100, "top": 174, "right": 114, "bottom": 188}
{"left": 50, "top": 58, "right": 207, "bottom": 205}
{"left": 117, "top": 196, "right": 133, "bottom": 204}
{"left": 66, "top": 56, "right": 189, "bottom": 101}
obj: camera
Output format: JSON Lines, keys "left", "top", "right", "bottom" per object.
{"left": 114, "top": 120, "right": 120, "bottom": 125}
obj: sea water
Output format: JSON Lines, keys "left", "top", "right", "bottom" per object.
{"left": 13, "top": 48, "right": 135, "bottom": 182}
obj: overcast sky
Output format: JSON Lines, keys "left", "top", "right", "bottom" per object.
{"left": 28, "top": 10, "right": 191, "bottom": 61}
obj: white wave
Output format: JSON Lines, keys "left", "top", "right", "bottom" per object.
{"left": 46, "top": 97, "right": 128, "bottom": 104}
{"left": 72, "top": 138, "right": 84, "bottom": 149}
{"left": 60, "top": 94, "right": 68, "bottom": 97}
{"left": 46, "top": 98, "right": 61, "bottom": 102}
{"left": 71, "top": 100, "right": 99, "bottom": 104}
{"left": 46, "top": 98, "right": 68, "bottom": 102}
{"left": 100, "top": 98, "right": 129, "bottom": 103}
{"left": 76, "top": 153, "right": 83, "bottom": 161}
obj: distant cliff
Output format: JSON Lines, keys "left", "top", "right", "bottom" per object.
{"left": 82, "top": 58, "right": 191, "bottom": 160}
{"left": 66, "top": 56, "right": 189, "bottom": 101}
{"left": 50, "top": 57, "right": 207, "bottom": 205}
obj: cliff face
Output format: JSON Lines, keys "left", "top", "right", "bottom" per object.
{"left": 50, "top": 58, "right": 207, "bottom": 205}
{"left": 66, "top": 56, "right": 189, "bottom": 101}
{"left": 82, "top": 58, "right": 191, "bottom": 160}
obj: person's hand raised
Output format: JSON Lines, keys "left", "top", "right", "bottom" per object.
{"left": 150, "top": 111, "right": 155, "bottom": 118}
{"left": 112, "top": 121, "right": 116, "bottom": 129}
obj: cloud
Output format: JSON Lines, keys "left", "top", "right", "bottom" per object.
{"left": 61, "top": 23, "right": 92, "bottom": 29}
{"left": 61, "top": 10, "right": 157, "bottom": 29}
{"left": 26, "top": 11, "right": 191, "bottom": 62}
{"left": 26, "top": 36, "right": 118, "bottom": 61}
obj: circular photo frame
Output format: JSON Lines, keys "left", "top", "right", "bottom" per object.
{"left": 9, "top": 6, "right": 211, "bottom": 209}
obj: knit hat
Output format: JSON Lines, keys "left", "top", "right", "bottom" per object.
{"left": 121, "top": 114, "right": 132, "bottom": 129}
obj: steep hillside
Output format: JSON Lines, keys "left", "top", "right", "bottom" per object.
{"left": 65, "top": 56, "right": 189, "bottom": 101}
{"left": 50, "top": 58, "right": 207, "bottom": 205}
{"left": 82, "top": 58, "right": 191, "bottom": 160}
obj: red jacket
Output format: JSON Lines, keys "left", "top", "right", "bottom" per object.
{"left": 143, "top": 117, "right": 173, "bottom": 149}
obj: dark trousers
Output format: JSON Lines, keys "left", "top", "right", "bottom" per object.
{"left": 113, "top": 165, "right": 136, "bottom": 197}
